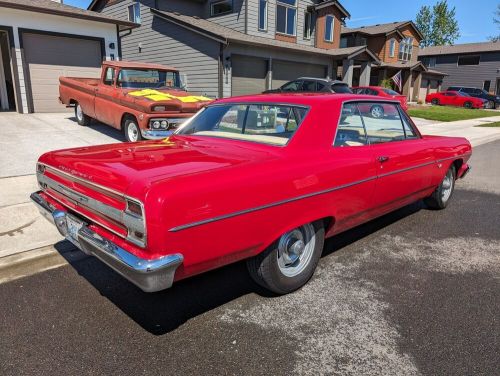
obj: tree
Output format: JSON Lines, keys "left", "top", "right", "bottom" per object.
{"left": 489, "top": 4, "right": 500, "bottom": 42}
{"left": 415, "top": 0, "right": 460, "bottom": 47}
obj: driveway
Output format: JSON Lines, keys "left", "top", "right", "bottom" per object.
{"left": 0, "top": 132, "right": 498, "bottom": 375}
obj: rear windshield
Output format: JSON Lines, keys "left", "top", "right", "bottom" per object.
{"left": 176, "top": 104, "right": 309, "bottom": 146}
{"left": 382, "top": 88, "right": 399, "bottom": 95}
{"left": 117, "top": 69, "right": 181, "bottom": 89}
{"left": 332, "top": 84, "right": 352, "bottom": 93}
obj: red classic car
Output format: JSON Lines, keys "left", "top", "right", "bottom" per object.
{"left": 425, "top": 90, "right": 487, "bottom": 109}
{"left": 352, "top": 86, "right": 408, "bottom": 111}
{"left": 31, "top": 94, "right": 471, "bottom": 294}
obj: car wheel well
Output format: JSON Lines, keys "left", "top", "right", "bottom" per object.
{"left": 452, "top": 159, "right": 463, "bottom": 177}
{"left": 69, "top": 99, "right": 77, "bottom": 106}
{"left": 121, "top": 113, "right": 137, "bottom": 130}
{"left": 321, "top": 217, "right": 335, "bottom": 234}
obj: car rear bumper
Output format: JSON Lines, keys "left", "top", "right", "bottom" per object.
{"left": 30, "top": 192, "right": 183, "bottom": 292}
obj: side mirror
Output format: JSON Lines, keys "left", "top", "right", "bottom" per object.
{"left": 180, "top": 73, "right": 188, "bottom": 91}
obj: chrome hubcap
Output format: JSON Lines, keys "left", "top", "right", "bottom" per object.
{"left": 127, "top": 122, "right": 139, "bottom": 142}
{"left": 371, "top": 106, "right": 383, "bottom": 118}
{"left": 277, "top": 224, "right": 315, "bottom": 277}
{"left": 441, "top": 169, "right": 453, "bottom": 202}
{"left": 76, "top": 105, "right": 83, "bottom": 121}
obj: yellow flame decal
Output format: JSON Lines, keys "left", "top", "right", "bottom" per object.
{"left": 128, "top": 89, "right": 211, "bottom": 103}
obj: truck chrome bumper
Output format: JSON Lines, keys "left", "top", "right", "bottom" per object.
{"left": 30, "top": 192, "right": 183, "bottom": 292}
{"left": 140, "top": 129, "right": 174, "bottom": 140}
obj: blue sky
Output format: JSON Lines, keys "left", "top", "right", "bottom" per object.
{"left": 66, "top": 0, "right": 498, "bottom": 44}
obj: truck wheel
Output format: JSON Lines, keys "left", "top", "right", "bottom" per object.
{"left": 246, "top": 221, "right": 325, "bottom": 295}
{"left": 75, "top": 102, "right": 91, "bottom": 126}
{"left": 124, "top": 117, "right": 143, "bottom": 142}
{"left": 425, "top": 165, "right": 456, "bottom": 210}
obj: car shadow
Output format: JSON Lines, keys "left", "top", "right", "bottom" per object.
{"left": 67, "top": 116, "right": 126, "bottom": 142}
{"left": 56, "top": 200, "right": 424, "bottom": 336}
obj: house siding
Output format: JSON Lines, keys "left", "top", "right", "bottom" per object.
{"left": 205, "top": 0, "right": 246, "bottom": 33}
{"left": 100, "top": 0, "right": 220, "bottom": 97}
{"left": 420, "top": 51, "right": 500, "bottom": 94}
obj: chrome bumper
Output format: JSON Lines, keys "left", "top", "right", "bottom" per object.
{"left": 30, "top": 192, "right": 183, "bottom": 292}
{"left": 140, "top": 129, "right": 174, "bottom": 140}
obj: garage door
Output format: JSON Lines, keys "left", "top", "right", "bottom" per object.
{"left": 232, "top": 55, "right": 267, "bottom": 96}
{"left": 23, "top": 33, "right": 102, "bottom": 112}
{"left": 272, "top": 60, "right": 327, "bottom": 89}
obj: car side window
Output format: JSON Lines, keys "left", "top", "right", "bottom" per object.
{"left": 281, "top": 80, "right": 302, "bottom": 92}
{"left": 301, "top": 80, "right": 317, "bottom": 92}
{"left": 400, "top": 111, "right": 418, "bottom": 139}
{"left": 316, "top": 82, "right": 325, "bottom": 91}
{"left": 368, "top": 89, "right": 379, "bottom": 96}
{"left": 358, "top": 102, "right": 406, "bottom": 144}
{"left": 103, "top": 68, "right": 115, "bottom": 86}
{"left": 334, "top": 103, "right": 368, "bottom": 147}
{"left": 463, "top": 88, "right": 474, "bottom": 94}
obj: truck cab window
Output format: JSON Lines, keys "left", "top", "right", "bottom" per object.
{"left": 103, "top": 68, "right": 115, "bottom": 86}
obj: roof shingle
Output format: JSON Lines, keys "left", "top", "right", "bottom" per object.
{"left": 418, "top": 41, "right": 500, "bottom": 56}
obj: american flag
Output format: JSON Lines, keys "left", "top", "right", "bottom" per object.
{"left": 391, "top": 70, "right": 402, "bottom": 92}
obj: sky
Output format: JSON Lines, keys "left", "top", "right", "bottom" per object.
{"left": 65, "top": 0, "right": 499, "bottom": 44}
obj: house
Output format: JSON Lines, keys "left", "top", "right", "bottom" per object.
{"left": 89, "top": 0, "right": 380, "bottom": 98}
{"left": 0, "top": 0, "right": 136, "bottom": 113}
{"left": 419, "top": 41, "right": 500, "bottom": 95}
{"left": 341, "top": 21, "right": 446, "bottom": 102}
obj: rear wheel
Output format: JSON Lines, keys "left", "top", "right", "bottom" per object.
{"left": 246, "top": 221, "right": 325, "bottom": 295}
{"left": 370, "top": 105, "right": 384, "bottom": 118}
{"left": 425, "top": 165, "right": 456, "bottom": 209}
{"left": 75, "top": 102, "right": 91, "bottom": 126}
{"left": 123, "top": 117, "right": 143, "bottom": 142}
{"left": 463, "top": 101, "right": 472, "bottom": 109}
{"left": 431, "top": 98, "right": 439, "bottom": 105}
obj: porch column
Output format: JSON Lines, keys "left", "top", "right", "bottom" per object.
{"left": 359, "top": 61, "right": 371, "bottom": 86}
{"left": 342, "top": 59, "right": 354, "bottom": 86}
{"left": 412, "top": 72, "right": 422, "bottom": 102}
{"left": 266, "top": 57, "right": 273, "bottom": 90}
{"left": 0, "top": 35, "right": 9, "bottom": 110}
{"left": 402, "top": 70, "right": 411, "bottom": 98}
{"left": 377, "top": 68, "right": 387, "bottom": 85}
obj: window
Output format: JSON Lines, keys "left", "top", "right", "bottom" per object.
{"left": 457, "top": 55, "right": 480, "bottom": 65}
{"left": 301, "top": 80, "right": 317, "bottom": 91}
{"left": 210, "top": 0, "right": 232, "bottom": 16}
{"left": 117, "top": 69, "right": 181, "bottom": 89}
{"left": 280, "top": 80, "right": 302, "bottom": 91}
{"left": 389, "top": 38, "right": 396, "bottom": 57}
{"left": 127, "top": 2, "right": 141, "bottom": 23}
{"left": 276, "top": 0, "right": 297, "bottom": 36}
{"left": 334, "top": 103, "right": 367, "bottom": 147}
{"left": 400, "top": 112, "right": 418, "bottom": 139}
{"left": 358, "top": 102, "right": 407, "bottom": 144}
{"left": 483, "top": 80, "right": 491, "bottom": 92}
{"left": 428, "top": 57, "right": 436, "bottom": 67}
{"left": 398, "top": 37, "right": 413, "bottom": 61}
{"left": 258, "top": 0, "right": 267, "bottom": 30}
{"left": 176, "top": 104, "right": 308, "bottom": 146}
{"left": 331, "top": 83, "right": 352, "bottom": 93}
{"left": 103, "top": 67, "right": 115, "bottom": 86}
{"left": 324, "top": 15, "right": 334, "bottom": 42}
{"left": 340, "top": 37, "right": 347, "bottom": 48}
{"left": 303, "top": 11, "right": 312, "bottom": 39}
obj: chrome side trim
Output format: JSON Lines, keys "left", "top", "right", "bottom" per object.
{"left": 436, "top": 153, "right": 472, "bottom": 163}
{"left": 169, "top": 154, "right": 470, "bottom": 232}
{"left": 30, "top": 192, "right": 183, "bottom": 293}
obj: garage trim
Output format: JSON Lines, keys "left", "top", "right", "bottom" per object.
{"left": 18, "top": 28, "right": 105, "bottom": 113}
{"left": 0, "top": 25, "right": 21, "bottom": 113}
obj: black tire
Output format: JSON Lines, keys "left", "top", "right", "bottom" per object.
{"left": 463, "top": 101, "right": 472, "bottom": 109}
{"left": 425, "top": 165, "right": 456, "bottom": 210}
{"left": 246, "top": 221, "right": 325, "bottom": 295}
{"left": 370, "top": 105, "right": 384, "bottom": 118}
{"left": 123, "top": 117, "right": 143, "bottom": 142}
{"left": 75, "top": 102, "right": 91, "bottom": 126}
{"left": 431, "top": 98, "right": 439, "bottom": 105}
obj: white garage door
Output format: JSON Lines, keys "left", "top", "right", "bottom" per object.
{"left": 272, "top": 60, "right": 327, "bottom": 89}
{"left": 23, "top": 33, "right": 102, "bottom": 112}
{"left": 232, "top": 55, "right": 268, "bottom": 96}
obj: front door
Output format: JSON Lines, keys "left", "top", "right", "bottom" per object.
{"left": 94, "top": 66, "right": 117, "bottom": 125}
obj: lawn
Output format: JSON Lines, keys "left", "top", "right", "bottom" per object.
{"left": 475, "top": 121, "right": 500, "bottom": 127}
{"left": 407, "top": 106, "right": 499, "bottom": 122}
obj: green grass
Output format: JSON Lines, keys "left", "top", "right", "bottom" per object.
{"left": 407, "top": 106, "right": 499, "bottom": 122}
{"left": 475, "top": 121, "right": 500, "bottom": 127}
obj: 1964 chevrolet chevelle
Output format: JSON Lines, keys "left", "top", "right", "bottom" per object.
{"left": 31, "top": 94, "right": 471, "bottom": 294}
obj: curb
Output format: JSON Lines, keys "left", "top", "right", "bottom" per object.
{"left": 0, "top": 241, "right": 88, "bottom": 285}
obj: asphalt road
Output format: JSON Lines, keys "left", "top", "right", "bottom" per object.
{"left": 1, "top": 141, "right": 499, "bottom": 376}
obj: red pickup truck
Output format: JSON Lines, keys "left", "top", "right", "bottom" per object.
{"left": 59, "top": 61, "right": 212, "bottom": 142}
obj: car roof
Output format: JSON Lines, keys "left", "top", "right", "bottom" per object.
{"left": 214, "top": 93, "right": 401, "bottom": 106}
{"left": 296, "top": 77, "right": 347, "bottom": 85}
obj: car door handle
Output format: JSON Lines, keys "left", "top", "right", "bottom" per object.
{"left": 378, "top": 156, "right": 390, "bottom": 163}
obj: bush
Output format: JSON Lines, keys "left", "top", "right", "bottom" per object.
{"left": 379, "top": 78, "right": 394, "bottom": 89}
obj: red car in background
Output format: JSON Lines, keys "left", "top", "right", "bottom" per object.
{"left": 352, "top": 86, "right": 408, "bottom": 111}
{"left": 426, "top": 91, "right": 486, "bottom": 109}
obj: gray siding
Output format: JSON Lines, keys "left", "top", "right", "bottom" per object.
{"left": 246, "top": 0, "right": 317, "bottom": 47}
{"left": 100, "top": 0, "right": 220, "bottom": 98}
{"left": 205, "top": 0, "right": 246, "bottom": 32}
{"left": 421, "top": 51, "right": 500, "bottom": 94}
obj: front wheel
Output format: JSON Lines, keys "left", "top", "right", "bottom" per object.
{"left": 425, "top": 165, "right": 456, "bottom": 209}
{"left": 463, "top": 101, "right": 472, "bottom": 109}
{"left": 431, "top": 98, "right": 439, "bottom": 105}
{"left": 75, "top": 102, "right": 91, "bottom": 126}
{"left": 370, "top": 105, "right": 384, "bottom": 118}
{"left": 124, "top": 117, "right": 143, "bottom": 142}
{"left": 246, "top": 221, "right": 325, "bottom": 295}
